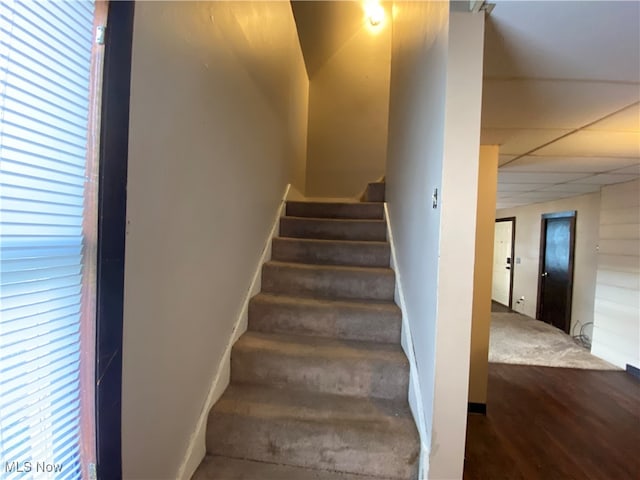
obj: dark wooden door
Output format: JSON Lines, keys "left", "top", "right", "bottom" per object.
{"left": 537, "top": 212, "right": 576, "bottom": 333}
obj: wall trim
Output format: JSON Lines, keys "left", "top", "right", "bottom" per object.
{"left": 176, "top": 184, "right": 290, "bottom": 480}
{"left": 384, "top": 203, "right": 430, "bottom": 480}
{"left": 95, "top": 3, "right": 134, "bottom": 478}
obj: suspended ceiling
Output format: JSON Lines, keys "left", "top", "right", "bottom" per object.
{"left": 481, "top": 0, "right": 640, "bottom": 209}
{"left": 291, "top": 1, "right": 640, "bottom": 208}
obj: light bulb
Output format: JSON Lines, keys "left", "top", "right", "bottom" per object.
{"left": 364, "top": 2, "right": 385, "bottom": 27}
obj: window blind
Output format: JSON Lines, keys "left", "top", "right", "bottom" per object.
{"left": 0, "top": 1, "right": 95, "bottom": 478}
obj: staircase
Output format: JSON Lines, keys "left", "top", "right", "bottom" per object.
{"left": 193, "top": 186, "right": 420, "bottom": 480}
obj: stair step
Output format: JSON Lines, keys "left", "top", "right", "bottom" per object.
{"left": 280, "top": 217, "right": 387, "bottom": 241}
{"left": 271, "top": 237, "right": 390, "bottom": 267}
{"left": 193, "top": 456, "right": 398, "bottom": 480}
{"left": 231, "top": 332, "right": 409, "bottom": 401}
{"left": 261, "top": 261, "right": 395, "bottom": 301}
{"left": 206, "top": 384, "right": 419, "bottom": 479}
{"left": 365, "top": 182, "right": 386, "bottom": 203}
{"left": 286, "top": 201, "right": 384, "bottom": 220}
{"left": 248, "top": 293, "right": 401, "bottom": 344}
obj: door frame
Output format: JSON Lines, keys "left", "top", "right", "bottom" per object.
{"left": 536, "top": 211, "right": 577, "bottom": 333}
{"left": 495, "top": 217, "right": 516, "bottom": 308}
{"left": 95, "top": 2, "right": 134, "bottom": 478}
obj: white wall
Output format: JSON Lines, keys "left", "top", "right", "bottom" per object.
{"left": 386, "top": 3, "right": 485, "bottom": 478}
{"left": 430, "top": 11, "right": 485, "bottom": 479}
{"left": 592, "top": 179, "right": 640, "bottom": 369}
{"left": 122, "top": 2, "right": 308, "bottom": 479}
{"left": 305, "top": 4, "right": 391, "bottom": 198}
{"left": 496, "top": 192, "right": 601, "bottom": 336}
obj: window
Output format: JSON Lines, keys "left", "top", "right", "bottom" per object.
{"left": 0, "top": 1, "right": 100, "bottom": 478}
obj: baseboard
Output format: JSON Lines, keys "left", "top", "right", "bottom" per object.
{"left": 176, "top": 184, "right": 290, "bottom": 480}
{"left": 626, "top": 364, "right": 640, "bottom": 380}
{"left": 468, "top": 402, "right": 487, "bottom": 415}
{"left": 384, "top": 203, "right": 430, "bottom": 480}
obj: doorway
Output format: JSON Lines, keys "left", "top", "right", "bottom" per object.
{"left": 492, "top": 218, "right": 515, "bottom": 308}
{"left": 537, "top": 211, "right": 576, "bottom": 334}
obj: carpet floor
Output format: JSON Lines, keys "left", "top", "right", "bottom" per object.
{"left": 489, "top": 312, "right": 619, "bottom": 370}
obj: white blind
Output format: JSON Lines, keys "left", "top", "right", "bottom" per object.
{"left": 0, "top": 1, "right": 95, "bottom": 478}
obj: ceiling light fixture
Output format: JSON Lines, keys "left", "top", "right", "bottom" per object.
{"left": 364, "top": 1, "right": 385, "bottom": 27}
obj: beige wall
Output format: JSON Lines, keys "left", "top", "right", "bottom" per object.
{"left": 386, "top": 2, "right": 449, "bottom": 473}
{"left": 430, "top": 11, "right": 485, "bottom": 479}
{"left": 122, "top": 2, "right": 308, "bottom": 478}
{"left": 305, "top": 4, "right": 391, "bottom": 198}
{"left": 469, "top": 146, "right": 499, "bottom": 405}
{"left": 386, "top": 3, "right": 485, "bottom": 478}
{"left": 496, "top": 192, "right": 601, "bottom": 335}
{"left": 592, "top": 179, "right": 640, "bottom": 369}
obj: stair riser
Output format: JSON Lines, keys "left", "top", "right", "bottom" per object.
{"left": 231, "top": 347, "right": 409, "bottom": 401}
{"left": 365, "top": 183, "right": 385, "bottom": 203}
{"left": 272, "top": 239, "right": 390, "bottom": 267}
{"left": 280, "top": 218, "right": 387, "bottom": 241}
{"left": 248, "top": 299, "right": 401, "bottom": 344}
{"left": 207, "top": 413, "right": 419, "bottom": 479}
{"left": 262, "top": 265, "right": 395, "bottom": 301}
{"left": 286, "top": 202, "right": 384, "bottom": 220}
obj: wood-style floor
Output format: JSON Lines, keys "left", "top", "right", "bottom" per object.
{"left": 464, "top": 363, "right": 640, "bottom": 480}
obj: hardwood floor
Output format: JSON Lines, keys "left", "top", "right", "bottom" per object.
{"left": 464, "top": 363, "right": 640, "bottom": 480}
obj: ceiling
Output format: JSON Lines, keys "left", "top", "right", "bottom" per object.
{"left": 291, "top": 1, "right": 364, "bottom": 77}
{"left": 481, "top": 0, "right": 640, "bottom": 209}
{"left": 290, "top": 1, "right": 640, "bottom": 208}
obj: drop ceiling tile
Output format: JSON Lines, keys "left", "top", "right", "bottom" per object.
{"left": 482, "top": 79, "right": 640, "bottom": 129}
{"left": 510, "top": 191, "right": 577, "bottom": 200}
{"left": 586, "top": 103, "right": 640, "bottom": 132}
{"left": 500, "top": 155, "right": 640, "bottom": 173}
{"left": 610, "top": 163, "right": 640, "bottom": 175}
{"left": 534, "top": 130, "right": 640, "bottom": 157}
{"left": 481, "top": 128, "right": 571, "bottom": 155}
{"left": 497, "top": 200, "right": 528, "bottom": 210}
{"left": 497, "top": 192, "right": 515, "bottom": 200}
{"left": 539, "top": 183, "right": 602, "bottom": 193}
{"left": 498, "top": 183, "right": 549, "bottom": 192}
{"left": 498, "top": 171, "right": 590, "bottom": 184}
{"left": 483, "top": 2, "right": 640, "bottom": 82}
{"left": 570, "top": 173, "right": 640, "bottom": 185}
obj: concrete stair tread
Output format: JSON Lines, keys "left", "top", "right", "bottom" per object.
{"left": 211, "top": 383, "right": 416, "bottom": 433}
{"left": 252, "top": 292, "right": 400, "bottom": 312}
{"left": 236, "top": 331, "right": 406, "bottom": 363}
{"left": 193, "top": 455, "right": 397, "bottom": 480}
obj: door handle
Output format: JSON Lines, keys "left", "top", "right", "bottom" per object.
{"left": 505, "top": 266, "right": 511, "bottom": 270}
{"left": 541, "top": 272, "right": 548, "bottom": 277}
